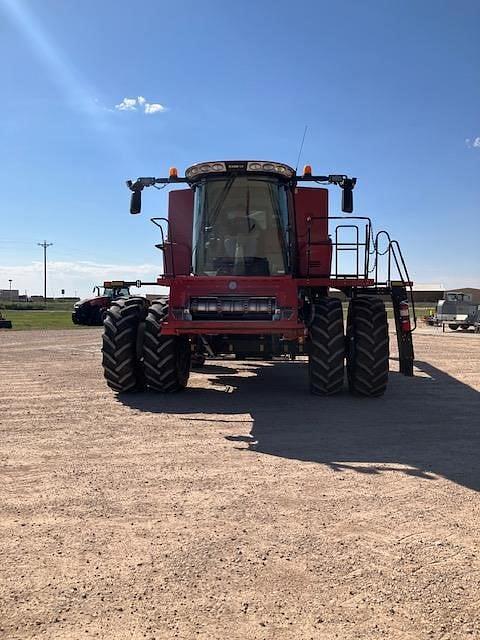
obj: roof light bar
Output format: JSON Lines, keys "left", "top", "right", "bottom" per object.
{"left": 185, "top": 160, "right": 295, "bottom": 180}
{"left": 247, "top": 161, "right": 294, "bottom": 177}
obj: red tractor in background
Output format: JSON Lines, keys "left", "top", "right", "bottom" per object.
{"left": 72, "top": 282, "right": 132, "bottom": 325}
{"left": 102, "top": 160, "right": 415, "bottom": 396}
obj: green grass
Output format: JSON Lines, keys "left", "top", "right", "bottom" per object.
{"left": 1, "top": 304, "right": 434, "bottom": 331}
{"left": 1, "top": 310, "right": 91, "bottom": 331}
{"left": 0, "top": 300, "right": 77, "bottom": 311}
{"left": 341, "top": 302, "right": 431, "bottom": 320}
{"left": 387, "top": 304, "right": 431, "bottom": 319}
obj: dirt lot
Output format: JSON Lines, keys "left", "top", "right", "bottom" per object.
{"left": 0, "top": 325, "right": 479, "bottom": 639}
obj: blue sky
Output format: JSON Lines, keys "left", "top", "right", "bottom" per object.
{"left": 0, "top": 0, "right": 479, "bottom": 296}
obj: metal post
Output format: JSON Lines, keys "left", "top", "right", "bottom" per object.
{"left": 8, "top": 279, "right": 12, "bottom": 301}
{"left": 37, "top": 241, "right": 53, "bottom": 301}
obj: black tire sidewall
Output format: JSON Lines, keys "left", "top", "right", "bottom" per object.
{"left": 346, "top": 296, "right": 389, "bottom": 397}
{"left": 308, "top": 297, "right": 345, "bottom": 396}
{"left": 102, "top": 297, "right": 147, "bottom": 392}
{"left": 143, "top": 301, "right": 191, "bottom": 392}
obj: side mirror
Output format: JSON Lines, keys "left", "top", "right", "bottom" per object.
{"left": 130, "top": 190, "right": 142, "bottom": 215}
{"left": 342, "top": 186, "right": 353, "bottom": 213}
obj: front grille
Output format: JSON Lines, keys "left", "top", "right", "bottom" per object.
{"left": 189, "top": 297, "right": 276, "bottom": 321}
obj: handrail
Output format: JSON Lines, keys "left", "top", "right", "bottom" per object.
{"left": 306, "top": 218, "right": 417, "bottom": 330}
{"left": 307, "top": 215, "right": 372, "bottom": 280}
{"left": 151, "top": 217, "right": 176, "bottom": 278}
{"left": 335, "top": 224, "right": 360, "bottom": 278}
{"left": 390, "top": 239, "right": 417, "bottom": 330}
{"left": 373, "top": 230, "right": 417, "bottom": 330}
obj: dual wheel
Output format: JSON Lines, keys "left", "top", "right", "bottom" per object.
{"left": 102, "top": 298, "right": 190, "bottom": 393}
{"left": 102, "top": 296, "right": 389, "bottom": 397}
{"left": 308, "top": 296, "right": 389, "bottom": 397}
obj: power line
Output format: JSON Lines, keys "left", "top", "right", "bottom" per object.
{"left": 37, "top": 241, "right": 53, "bottom": 300}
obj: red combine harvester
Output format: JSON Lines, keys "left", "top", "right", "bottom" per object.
{"left": 102, "top": 160, "right": 415, "bottom": 396}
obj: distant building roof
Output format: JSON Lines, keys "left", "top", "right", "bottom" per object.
{"left": 412, "top": 284, "right": 444, "bottom": 291}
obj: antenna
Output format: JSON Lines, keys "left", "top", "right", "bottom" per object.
{"left": 294, "top": 125, "right": 308, "bottom": 173}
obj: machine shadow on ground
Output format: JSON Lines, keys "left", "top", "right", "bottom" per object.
{"left": 117, "top": 360, "right": 480, "bottom": 492}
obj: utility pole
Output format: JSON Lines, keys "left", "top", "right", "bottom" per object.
{"left": 8, "top": 279, "right": 12, "bottom": 301}
{"left": 37, "top": 241, "right": 53, "bottom": 301}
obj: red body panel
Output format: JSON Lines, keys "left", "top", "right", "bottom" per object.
{"left": 163, "top": 189, "right": 194, "bottom": 276}
{"left": 158, "top": 276, "right": 373, "bottom": 288}
{"left": 89, "top": 296, "right": 110, "bottom": 308}
{"left": 294, "top": 187, "right": 332, "bottom": 277}
{"left": 163, "top": 275, "right": 303, "bottom": 337}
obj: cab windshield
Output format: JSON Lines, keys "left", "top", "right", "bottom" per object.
{"left": 192, "top": 176, "right": 291, "bottom": 276}
{"left": 104, "top": 287, "right": 130, "bottom": 297}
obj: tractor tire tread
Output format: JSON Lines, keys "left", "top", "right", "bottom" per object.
{"left": 143, "top": 302, "right": 190, "bottom": 392}
{"left": 308, "top": 297, "right": 345, "bottom": 396}
{"left": 101, "top": 297, "right": 146, "bottom": 392}
{"left": 347, "top": 296, "right": 389, "bottom": 397}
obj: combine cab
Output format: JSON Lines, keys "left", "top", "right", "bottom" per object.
{"left": 72, "top": 282, "right": 132, "bottom": 326}
{"left": 102, "top": 160, "right": 416, "bottom": 395}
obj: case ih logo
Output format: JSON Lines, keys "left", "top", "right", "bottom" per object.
{"left": 225, "top": 162, "right": 247, "bottom": 171}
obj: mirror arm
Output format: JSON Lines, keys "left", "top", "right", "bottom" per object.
{"left": 126, "top": 176, "right": 190, "bottom": 215}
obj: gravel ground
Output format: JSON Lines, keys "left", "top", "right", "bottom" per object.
{"left": 0, "top": 325, "right": 479, "bottom": 639}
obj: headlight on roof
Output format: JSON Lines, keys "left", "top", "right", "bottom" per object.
{"left": 186, "top": 162, "right": 227, "bottom": 179}
{"left": 246, "top": 161, "right": 294, "bottom": 177}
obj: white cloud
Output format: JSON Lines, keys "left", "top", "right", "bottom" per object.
{"left": 0, "top": 260, "right": 162, "bottom": 298}
{"left": 115, "top": 97, "right": 138, "bottom": 111}
{"left": 144, "top": 102, "right": 166, "bottom": 114}
{"left": 114, "top": 96, "right": 167, "bottom": 114}
{"left": 465, "top": 137, "right": 480, "bottom": 148}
